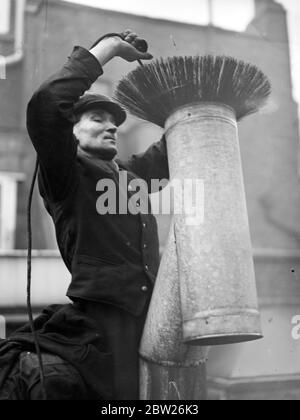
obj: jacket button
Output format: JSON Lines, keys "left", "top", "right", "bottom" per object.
{"left": 142, "top": 223, "right": 147, "bottom": 228}
{"left": 141, "top": 286, "right": 148, "bottom": 292}
{"left": 143, "top": 244, "right": 147, "bottom": 249}
{"left": 145, "top": 265, "right": 149, "bottom": 271}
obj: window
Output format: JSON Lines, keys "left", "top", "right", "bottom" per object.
{"left": 0, "top": 172, "right": 24, "bottom": 250}
{"left": 64, "top": 0, "right": 255, "bottom": 31}
{"left": 0, "top": 316, "right": 5, "bottom": 339}
{"left": 0, "top": 0, "right": 11, "bottom": 35}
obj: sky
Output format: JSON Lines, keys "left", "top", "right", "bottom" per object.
{"left": 63, "top": 0, "right": 300, "bottom": 105}
{"left": 64, "top": 0, "right": 255, "bottom": 30}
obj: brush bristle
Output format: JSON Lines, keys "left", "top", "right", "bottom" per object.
{"left": 113, "top": 55, "right": 271, "bottom": 127}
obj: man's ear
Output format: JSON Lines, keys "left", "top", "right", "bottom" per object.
{"left": 73, "top": 135, "right": 80, "bottom": 146}
{"left": 71, "top": 113, "right": 80, "bottom": 124}
{"left": 73, "top": 120, "right": 80, "bottom": 140}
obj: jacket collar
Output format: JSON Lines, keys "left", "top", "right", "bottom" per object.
{"left": 77, "top": 148, "right": 119, "bottom": 174}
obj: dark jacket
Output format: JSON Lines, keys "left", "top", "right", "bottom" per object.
{"left": 27, "top": 46, "right": 169, "bottom": 316}
{"left": 0, "top": 305, "right": 113, "bottom": 400}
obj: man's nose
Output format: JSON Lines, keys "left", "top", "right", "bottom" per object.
{"left": 107, "top": 125, "right": 117, "bottom": 134}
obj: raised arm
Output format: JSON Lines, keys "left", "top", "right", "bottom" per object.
{"left": 27, "top": 31, "right": 152, "bottom": 202}
{"left": 121, "top": 136, "right": 170, "bottom": 192}
{"left": 27, "top": 47, "right": 103, "bottom": 201}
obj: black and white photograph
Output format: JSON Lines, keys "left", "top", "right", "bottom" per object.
{"left": 0, "top": 0, "right": 300, "bottom": 402}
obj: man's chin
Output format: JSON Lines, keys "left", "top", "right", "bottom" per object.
{"left": 95, "top": 147, "right": 118, "bottom": 161}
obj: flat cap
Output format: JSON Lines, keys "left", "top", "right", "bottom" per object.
{"left": 73, "top": 93, "right": 127, "bottom": 126}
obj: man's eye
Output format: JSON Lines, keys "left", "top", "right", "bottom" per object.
{"left": 93, "top": 118, "right": 103, "bottom": 123}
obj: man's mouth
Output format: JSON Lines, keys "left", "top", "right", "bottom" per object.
{"left": 104, "top": 137, "right": 116, "bottom": 144}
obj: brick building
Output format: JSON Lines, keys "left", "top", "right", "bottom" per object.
{"left": 0, "top": 0, "right": 300, "bottom": 399}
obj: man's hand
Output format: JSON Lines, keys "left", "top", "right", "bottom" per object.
{"left": 90, "top": 30, "right": 153, "bottom": 66}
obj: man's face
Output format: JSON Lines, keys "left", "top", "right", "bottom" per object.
{"left": 74, "top": 108, "right": 118, "bottom": 160}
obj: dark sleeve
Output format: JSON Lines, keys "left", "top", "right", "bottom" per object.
{"left": 122, "top": 136, "right": 170, "bottom": 192}
{"left": 26, "top": 46, "right": 103, "bottom": 202}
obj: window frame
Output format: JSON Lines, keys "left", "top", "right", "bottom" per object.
{"left": 0, "top": 0, "right": 11, "bottom": 36}
{"left": 0, "top": 172, "right": 24, "bottom": 250}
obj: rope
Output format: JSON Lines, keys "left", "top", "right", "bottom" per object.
{"left": 27, "top": 157, "right": 47, "bottom": 400}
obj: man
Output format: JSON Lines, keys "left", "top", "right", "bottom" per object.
{"left": 24, "top": 30, "right": 169, "bottom": 400}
